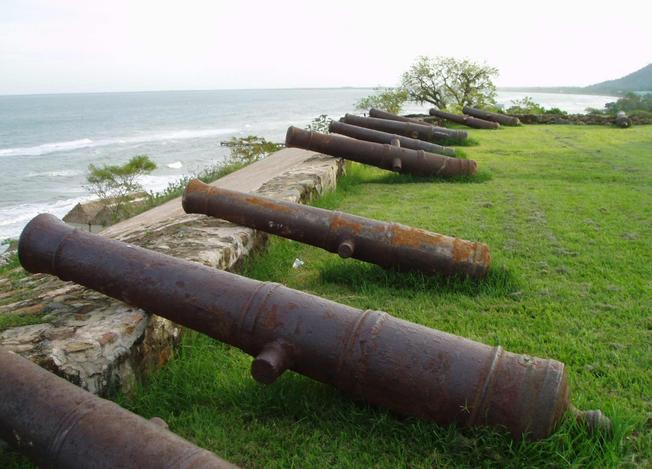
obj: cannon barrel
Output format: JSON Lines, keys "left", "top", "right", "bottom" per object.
{"left": 329, "top": 120, "right": 456, "bottom": 157}
{"left": 430, "top": 109, "right": 500, "bottom": 129}
{"left": 18, "top": 214, "right": 610, "bottom": 440}
{"left": 369, "top": 108, "right": 443, "bottom": 127}
{"left": 615, "top": 111, "right": 631, "bottom": 128}
{"left": 341, "top": 113, "right": 467, "bottom": 143}
{"left": 285, "top": 127, "right": 476, "bottom": 177}
{"left": 182, "top": 179, "right": 490, "bottom": 278}
{"left": 0, "top": 347, "right": 237, "bottom": 469}
{"left": 463, "top": 107, "right": 521, "bottom": 126}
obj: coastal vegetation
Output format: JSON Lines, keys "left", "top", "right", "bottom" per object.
{"left": 355, "top": 87, "right": 409, "bottom": 114}
{"left": 400, "top": 56, "right": 498, "bottom": 110}
{"left": 88, "top": 125, "right": 652, "bottom": 468}
{"left": 588, "top": 92, "right": 652, "bottom": 118}
{"left": 85, "top": 155, "right": 157, "bottom": 220}
{"left": 502, "top": 96, "right": 567, "bottom": 115}
{"left": 355, "top": 56, "right": 498, "bottom": 113}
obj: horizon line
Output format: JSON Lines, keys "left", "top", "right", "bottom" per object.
{"left": 0, "top": 84, "right": 607, "bottom": 99}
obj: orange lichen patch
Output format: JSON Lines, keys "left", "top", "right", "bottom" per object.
{"left": 390, "top": 225, "right": 446, "bottom": 249}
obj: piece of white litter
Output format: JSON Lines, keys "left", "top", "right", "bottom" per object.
{"left": 166, "top": 161, "right": 183, "bottom": 169}
{"left": 292, "top": 258, "right": 305, "bottom": 269}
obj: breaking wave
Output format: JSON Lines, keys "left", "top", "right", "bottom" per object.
{"left": 0, "top": 127, "right": 238, "bottom": 158}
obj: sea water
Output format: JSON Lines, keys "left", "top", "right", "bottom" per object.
{"left": 0, "top": 88, "right": 616, "bottom": 243}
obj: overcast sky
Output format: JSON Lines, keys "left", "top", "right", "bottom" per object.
{"left": 1, "top": 0, "right": 651, "bottom": 95}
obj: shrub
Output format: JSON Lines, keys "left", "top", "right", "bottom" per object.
{"left": 85, "top": 155, "right": 157, "bottom": 219}
{"left": 355, "top": 88, "right": 408, "bottom": 114}
{"left": 306, "top": 114, "right": 332, "bottom": 133}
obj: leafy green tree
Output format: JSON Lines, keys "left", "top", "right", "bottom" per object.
{"left": 86, "top": 155, "right": 157, "bottom": 218}
{"left": 506, "top": 97, "right": 567, "bottom": 115}
{"left": 305, "top": 114, "right": 332, "bottom": 133}
{"left": 401, "top": 56, "right": 498, "bottom": 110}
{"left": 506, "top": 96, "right": 546, "bottom": 114}
{"left": 355, "top": 88, "right": 408, "bottom": 114}
{"left": 222, "top": 135, "right": 282, "bottom": 165}
{"left": 605, "top": 92, "right": 652, "bottom": 114}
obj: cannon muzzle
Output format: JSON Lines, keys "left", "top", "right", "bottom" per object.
{"left": 285, "top": 126, "right": 476, "bottom": 177}
{"left": 329, "top": 120, "right": 456, "bottom": 156}
{"left": 182, "top": 179, "right": 490, "bottom": 278}
{"left": 430, "top": 109, "right": 500, "bottom": 129}
{"left": 18, "top": 214, "right": 610, "bottom": 440}
{"left": 341, "top": 114, "right": 467, "bottom": 143}
{"left": 463, "top": 107, "right": 521, "bottom": 126}
{"left": 0, "top": 347, "right": 237, "bottom": 468}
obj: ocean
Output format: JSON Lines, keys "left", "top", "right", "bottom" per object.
{"left": 0, "top": 88, "right": 617, "bottom": 244}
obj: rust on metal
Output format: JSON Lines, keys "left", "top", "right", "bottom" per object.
{"left": 285, "top": 126, "right": 476, "bottom": 178}
{"left": 329, "top": 120, "right": 456, "bottom": 157}
{"left": 369, "top": 108, "right": 441, "bottom": 126}
{"left": 182, "top": 179, "right": 490, "bottom": 278}
{"left": 18, "top": 214, "right": 611, "bottom": 440}
{"left": 463, "top": 106, "right": 521, "bottom": 126}
{"left": 341, "top": 113, "right": 468, "bottom": 143}
{"left": 0, "top": 347, "right": 238, "bottom": 469}
{"left": 429, "top": 108, "right": 500, "bottom": 129}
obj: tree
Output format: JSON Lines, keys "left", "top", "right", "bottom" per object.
{"left": 355, "top": 88, "right": 408, "bottom": 114}
{"left": 86, "top": 155, "right": 157, "bottom": 218}
{"left": 305, "top": 114, "right": 332, "bottom": 133}
{"left": 401, "top": 56, "right": 498, "bottom": 110}
{"left": 222, "top": 136, "right": 282, "bottom": 165}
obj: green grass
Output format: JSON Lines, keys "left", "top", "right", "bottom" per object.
{"left": 2, "top": 125, "right": 651, "bottom": 467}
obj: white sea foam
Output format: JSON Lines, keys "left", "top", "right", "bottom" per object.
{"left": 0, "top": 139, "right": 95, "bottom": 157}
{"left": 166, "top": 161, "right": 183, "bottom": 169}
{"left": 0, "top": 128, "right": 239, "bottom": 158}
{"left": 27, "top": 169, "right": 83, "bottom": 178}
{"left": 0, "top": 196, "right": 92, "bottom": 240}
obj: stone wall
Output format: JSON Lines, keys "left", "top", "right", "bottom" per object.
{"left": 505, "top": 114, "right": 652, "bottom": 126}
{"left": 0, "top": 150, "right": 342, "bottom": 396}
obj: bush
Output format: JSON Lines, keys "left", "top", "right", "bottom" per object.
{"left": 604, "top": 93, "right": 652, "bottom": 115}
{"left": 506, "top": 97, "right": 567, "bottom": 115}
{"left": 355, "top": 88, "right": 408, "bottom": 114}
{"left": 306, "top": 114, "right": 332, "bottom": 133}
{"left": 85, "top": 155, "right": 157, "bottom": 219}
{"left": 146, "top": 136, "right": 282, "bottom": 208}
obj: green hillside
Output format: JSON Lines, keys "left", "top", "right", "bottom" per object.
{"left": 584, "top": 63, "right": 652, "bottom": 94}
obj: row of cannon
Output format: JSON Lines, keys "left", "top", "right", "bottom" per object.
{"left": 3, "top": 109, "right": 609, "bottom": 468}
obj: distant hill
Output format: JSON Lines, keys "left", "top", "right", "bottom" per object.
{"left": 584, "top": 63, "right": 652, "bottom": 94}
{"left": 501, "top": 63, "right": 652, "bottom": 97}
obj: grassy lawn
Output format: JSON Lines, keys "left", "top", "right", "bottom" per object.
{"left": 2, "top": 124, "right": 651, "bottom": 467}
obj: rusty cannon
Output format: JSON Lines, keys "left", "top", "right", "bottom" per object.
{"left": 0, "top": 347, "right": 237, "bottom": 469}
{"left": 430, "top": 108, "right": 500, "bottom": 129}
{"left": 329, "top": 120, "right": 456, "bottom": 157}
{"left": 285, "top": 126, "right": 476, "bottom": 177}
{"left": 463, "top": 106, "right": 521, "bottom": 126}
{"left": 615, "top": 111, "right": 631, "bottom": 128}
{"left": 18, "top": 214, "right": 611, "bottom": 440}
{"left": 182, "top": 179, "right": 489, "bottom": 278}
{"left": 341, "top": 113, "right": 468, "bottom": 143}
{"left": 369, "top": 108, "right": 442, "bottom": 127}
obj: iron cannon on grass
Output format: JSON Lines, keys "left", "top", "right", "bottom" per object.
{"left": 182, "top": 179, "right": 490, "bottom": 278}
{"left": 430, "top": 108, "right": 500, "bottom": 129}
{"left": 285, "top": 126, "right": 475, "bottom": 177}
{"left": 0, "top": 347, "right": 237, "bottom": 469}
{"left": 341, "top": 114, "right": 467, "bottom": 143}
{"left": 18, "top": 214, "right": 610, "bottom": 440}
